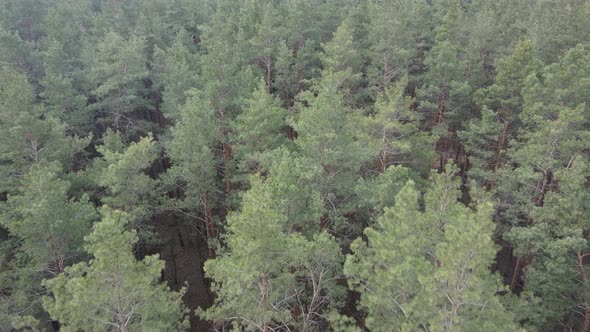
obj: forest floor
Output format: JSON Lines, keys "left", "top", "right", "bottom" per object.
{"left": 154, "top": 214, "right": 212, "bottom": 331}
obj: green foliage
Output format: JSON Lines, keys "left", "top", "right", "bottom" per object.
{"left": 166, "top": 90, "right": 219, "bottom": 208}
{"left": 320, "top": 18, "right": 367, "bottom": 105}
{"left": 0, "top": 1, "right": 589, "bottom": 330}
{"left": 255, "top": 148, "right": 323, "bottom": 236}
{"left": 367, "top": 75, "right": 434, "bottom": 173}
{"left": 419, "top": 0, "right": 472, "bottom": 132}
{"left": 498, "top": 46, "right": 590, "bottom": 328}
{"left": 460, "top": 40, "right": 542, "bottom": 185}
{"left": 365, "top": 0, "right": 433, "bottom": 91}
{"left": 200, "top": 174, "right": 343, "bottom": 331}
{"left": 2, "top": 163, "right": 96, "bottom": 274}
{"left": 346, "top": 169, "right": 518, "bottom": 331}
{"left": 232, "top": 79, "right": 290, "bottom": 166}
{"left": 294, "top": 71, "right": 375, "bottom": 231}
{"left": 85, "top": 31, "right": 150, "bottom": 134}
{"left": 508, "top": 160, "right": 590, "bottom": 330}
{"left": 41, "top": 39, "right": 90, "bottom": 135}
{"left": 0, "top": 67, "right": 89, "bottom": 192}
{"left": 528, "top": 0, "right": 590, "bottom": 63}
{"left": 96, "top": 130, "right": 160, "bottom": 224}
{"left": 354, "top": 165, "right": 421, "bottom": 221}
{"left": 0, "top": 27, "right": 43, "bottom": 80}
{"left": 154, "top": 29, "right": 201, "bottom": 122}
{"left": 43, "top": 206, "right": 188, "bottom": 331}
{"left": 520, "top": 43, "right": 590, "bottom": 123}
{"left": 0, "top": 163, "right": 96, "bottom": 330}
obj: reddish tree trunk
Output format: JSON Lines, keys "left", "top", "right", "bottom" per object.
{"left": 583, "top": 309, "right": 590, "bottom": 332}
{"left": 319, "top": 215, "right": 327, "bottom": 231}
{"left": 510, "top": 257, "right": 521, "bottom": 292}
{"left": 49, "top": 237, "right": 63, "bottom": 275}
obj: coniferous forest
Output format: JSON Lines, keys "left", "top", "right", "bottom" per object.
{"left": 0, "top": 0, "right": 589, "bottom": 331}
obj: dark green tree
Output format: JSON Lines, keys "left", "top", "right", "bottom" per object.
{"left": 166, "top": 91, "right": 220, "bottom": 257}
{"left": 0, "top": 67, "right": 89, "bottom": 192}
{"left": 85, "top": 31, "right": 150, "bottom": 135}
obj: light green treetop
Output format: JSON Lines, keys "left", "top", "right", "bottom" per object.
{"left": 43, "top": 206, "right": 188, "bottom": 332}
{"left": 95, "top": 130, "right": 160, "bottom": 225}
{"left": 345, "top": 168, "right": 518, "bottom": 331}
{"left": 200, "top": 171, "right": 343, "bottom": 331}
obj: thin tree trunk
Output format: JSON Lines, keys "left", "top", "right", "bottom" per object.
{"left": 54, "top": 259, "right": 63, "bottom": 275}
{"left": 49, "top": 237, "right": 63, "bottom": 275}
{"left": 533, "top": 169, "right": 552, "bottom": 207}
{"left": 383, "top": 54, "right": 389, "bottom": 89}
{"left": 410, "top": 86, "right": 417, "bottom": 111}
{"left": 510, "top": 256, "right": 521, "bottom": 292}
{"left": 493, "top": 121, "right": 510, "bottom": 170}
{"left": 583, "top": 309, "right": 590, "bottom": 332}
{"left": 577, "top": 252, "right": 590, "bottom": 332}
{"left": 261, "top": 274, "right": 269, "bottom": 332}
{"left": 266, "top": 60, "right": 272, "bottom": 93}
{"left": 381, "top": 138, "right": 389, "bottom": 173}
{"left": 319, "top": 215, "right": 327, "bottom": 231}
{"left": 203, "top": 191, "right": 216, "bottom": 258}
{"left": 118, "top": 315, "right": 127, "bottom": 332}
{"left": 434, "top": 83, "right": 446, "bottom": 126}
{"left": 223, "top": 142, "right": 232, "bottom": 193}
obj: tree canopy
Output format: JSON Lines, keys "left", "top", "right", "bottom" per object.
{"left": 0, "top": 0, "right": 588, "bottom": 331}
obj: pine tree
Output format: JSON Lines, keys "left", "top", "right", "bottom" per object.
{"left": 419, "top": 0, "right": 472, "bottom": 172}
{"left": 0, "top": 0, "right": 48, "bottom": 42}
{"left": 0, "top": 27, "right": 43, "bottom": 81}
{"left": 294, "top": 71, "right": 375, "bottom": 232}
{"left": 365, "top": 0, "right": 433, "bottom": 92}
{"left": 459, "top": 40, "right": 542, "bottom": 186}
{"left": 43, "top": 206, "right": 188, "bottom": 332}
{"left": 321, "top": 18, "right": 365, "bottom": 105}
{"left": 0, "top": 163, "right": 96, "bottom": 330}
{"left": 200, "top": 172, "right": 342, "bottom": 331}
{"left": 154, "top": 29, "right": 201, "bottom": 122}
{"left": 2, "top": 163, "right": 96, "bottom": 275}
{"left": 498, "top": 45, "right": 590, "bottom": 330}
{"left": 0, "top": 67, "right": 89, "bottom": 192}
{"left": 195, "top": 6, "right": 258, "bottom": 194}
{"left": 166, "top": 90, "right": 220, "bottom": 257}
{"left": 85, "top": 31, "right": 150, "bottom": 135}
{"left": 508, "top": 160, "right": 590, "bottom": 331}
{"left": 255, "top": 148, "right": 323, "bottom": 237}
{"left": 345, "top": 168, "right": 518, "bottom": 331}
{"left": 248, "top": 2, "right": 287, "bottom": 93}
{"left": 94, "top": 130, "right": 160, "bottom": 227}
{"left": 420, "top": 0, "right": 470, "bottom": 128}
{"left": 41, "top": 39, "right": 91, "bottom": 135}
{"left": 528, "top": 0, "right": 590, "bottom": 63}
{"left": 231, "top": 79, "right": 290, "bottom": 170}
{"left": 366, "top": 75, "right": 433, "bottom": 174}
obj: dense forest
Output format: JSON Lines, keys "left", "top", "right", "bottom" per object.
{"left": 0, "top": 0, "right": 589, "bottom": 331}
